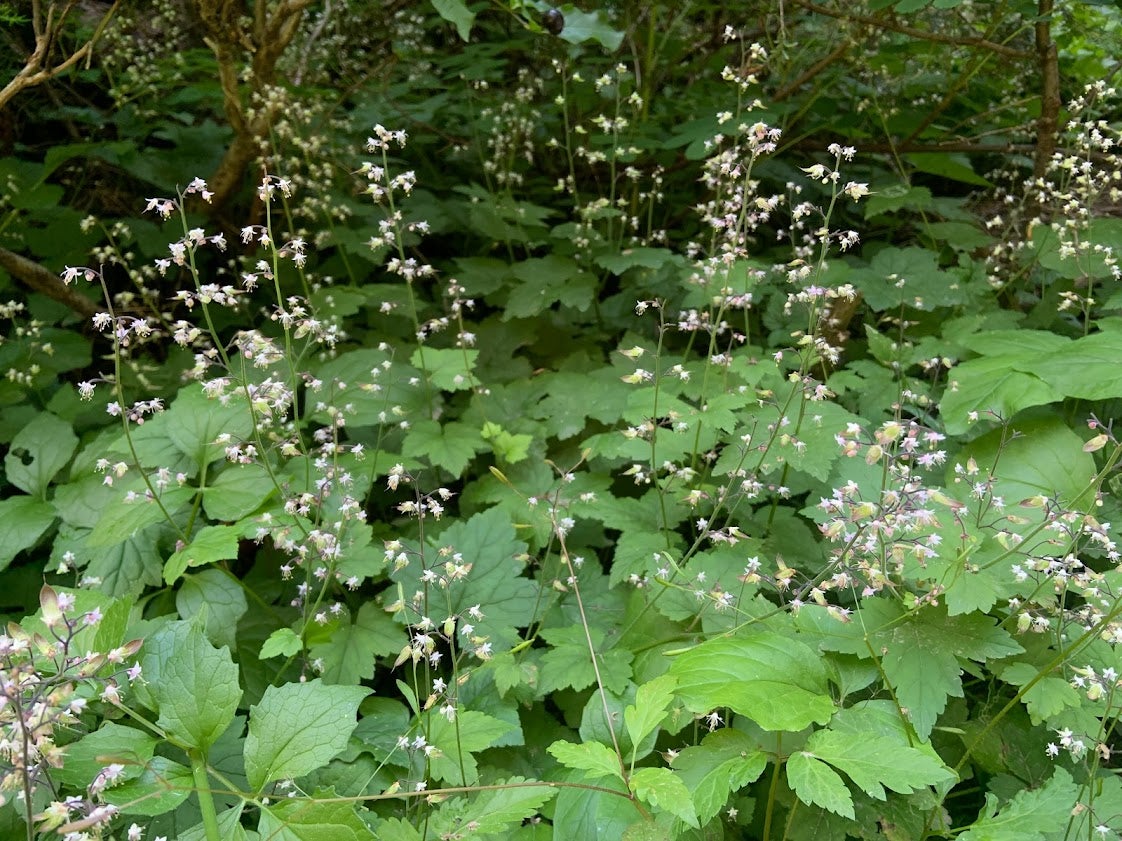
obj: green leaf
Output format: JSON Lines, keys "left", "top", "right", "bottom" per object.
{"left": 309, "top": 603, "right": 403, "bottom": 684}
{"left": 629, "top": 767, "right": 698, "bottom": 827}
{"left": 258, "top": 792, "right": 377, "bottom": 840}
{"left": 430, "top": 0, "right": 474, "bottom": 41}
{"left": 878, "top": 605, "right": 1022, "bottom": 740}
{"left": 87, "top": 485, "right": 194, "bottom": 548}
{"left": 203, "top": 463, "right": 277, "bottom": 520}
{"left": 140, "top": 622, "right": 242, "bottom": 751}
{"left": 452, "top": 776, "right": 556, "bottom": 835}
{"left": 804, "top": 730, "right": 952, "bottom": 799}
{"left": 176, "top": 568, "right": 248, "bottom": 649}
{"left": 178, "top": 803, "right": 249, "bottom": 841}
{"left": 163, "top": 383, "right": 255, "bottom": 471}
{"left": 425, "top": 710, "right": 516, "bottom": 785}
{"left": 164, "top": 524, "right": 241, "bottom": 584}
{"left": 547, "top": 740, "right": 624, "bottom": 782}
{"left": 0, "top": 495, "right": 55, "bottom": 571}
{"left": 851, "top": 246, "right": 965, "bottom": 310}
{"left": 481, "top": 421, "right": 533, "bottom": 464}
{"left": 670, "top": 633, "right": 835, "bottom": 731}
{"left": 390, "top": 508, "right": 537, "bottom": 650}
{"left": 411, "top": 347, "right": 478, "bottom": 391}
{"left": 52, "top": 722, "right": 157, "bottom": 788}
{"left": 555, "top": 4, "right": 625, "bottom": 50}
{"left": 595, "top": 247, "right": 676, "bottom": 274}
{"left": 538, "top": 625, "right": 633, "bottom": 694}
{"left": 907, "top": 152, "right": 992, "bottom": 187}
{"left": 958, "top": 768, "right": 1078, "bottom": 840}
{"left": 402, "top": 419, "right": 485, "bottom": 476}
{"left": 102, "top": 755, "right": 193, "bottom": 816}
{"left": 672, "top": 729, "right": 767, "bottom": 825}
{"left": 953, "top": 418, "right": 1096, "bottom": 507}
{"left": 260, "top": 627, "right": 303, "bottom": 660}
{"left": 999, "top": 662, "right": 1081, "bottom": 723}
{"left": 624, "top": 674, "right": 677, "bottom": 749}
{"left": 940, "top": 356, "right": 1062, "bottom": 434}
{"left": 4, "top": 412, "right": 77, "bottom": 497}
{"left": 786, "top": 752, "right": 855, "bottom": 819}
{"left": 244, "top": 680, "right": 370, "bottom": 791}
{"left": 504, "top": 255, "right": 597, "bottom": 318}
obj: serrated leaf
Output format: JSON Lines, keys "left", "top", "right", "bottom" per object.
{"left": 52, "top": 722, "right": 157, "bottom": 788}
{"left": 624, "top": 674, "right": 677, "bottom": 749}
{"left": 455, "top": 776, "right": 556, "bottom": 834}
{"left": 670, "top": 633, "right": 835, "bottom": 731}
{"left": 140, "top": 622, "right": 241, "bottom": 751}
{"left": 163, "top": 383, "right": 255, "bottom": 471}
{"left": 547, "top": 740, "right": 624, "bottom": 781}
{"left": 102, "top": 755, "right": 193, "bottom": 816}
{"left": 786, "top": 752, "right": 855, "bottom": 819}
{"left": 958, "top": 768, "right": 1078, "bottom": 840}
{"left": 390, "top": 508, "right": 536, "bottom": 651}
{"left": 5, "top": 412, "right": 77, "bottom": 497}
{"left": 87, "top": 486, "right": 193, "bottom": 548}
{"left": 258, "top": 793, "right": 377, "bottom": 840}
{"left": 805, "top": 730, "right": 952, "bottom": 800}
{"left": 309, "top": 603, "right": 402, "bottom": 684}
{"left": 260, "top": 627, "right": 303, "bottom": 660}
{"left": 672, "top": 729, "right": 767, "bottom": 824}
{"left": 244, "top": 680, "right": 370, "bottom": 791}
{"left": 411, "top": 347, "right": 478, "bottom": 391}
{"left": 629, "top": 767, "right": 698, "bottom": 827}
{"left": 426, "top": 710, "right": 517, "bottom": 785}
{"left": 538, "top": 626, "right": 633, "bottom": 694}
{"left": 504, "top": 255, "right": 596, "bottom": 318}
{"left": 402, "top": 419, "right": 485, "bottom": 476}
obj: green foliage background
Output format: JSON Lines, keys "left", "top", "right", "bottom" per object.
{"left": 1, "top": 0, "right": 1122, "bottom": 839}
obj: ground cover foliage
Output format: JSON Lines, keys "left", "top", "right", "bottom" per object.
{"left": 1, "top": 0, "right": 1122, "bottom": 838}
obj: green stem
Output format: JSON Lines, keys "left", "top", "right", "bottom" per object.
{"left": 190, "top": 750, "right": 222, "bottom": 841}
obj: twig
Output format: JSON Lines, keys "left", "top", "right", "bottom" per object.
{"left": 789, "top": 0, "right": 1033, "bottom": 60}
{"left": 0, "top": 245, "right": 99, "bottom": 319}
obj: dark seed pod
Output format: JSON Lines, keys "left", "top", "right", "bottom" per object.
{"left": 542, "top": 8, "right": 564, "bottom": 36}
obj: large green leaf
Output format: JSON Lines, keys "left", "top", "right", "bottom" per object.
{"left": 52, "top": 722, "right": 157, "bottom": 788}
{"left": 786, "top": 752, "right": 855, "bottom": 819}
{"left": 164, "top": 523, "right": 241, "bottom": 584}
{"left": 5, "top": 411, "right": 77, "bottom": 497}
{"left": 958, "top": 768, "right": 1078, "bottom": 840}
{"left": 952, "top": 417, "right": 1096, "bottom": 507}
{"left": 547, "top": 740, "right": 624, "bottom": 782}
{"left": 309, "top": 603, "right": 402, "bottom": 685}
{"left": 425, "top": 709, "right": 517, "bottom": 785}
{"left": 140, "top": 621, "right": 242, "bottom": 752}
{"left": 804, "top": 730, "right": 952, "bottom": 799}
{"left": 629, "top": 767, "right": 697, "bottom": 827}
{"left": 244, "top": 680, "right": 370, "bottom": 791}
{"left": 671, "top": 729, "right": 767, "bottom": 825}
{"left": 402, "top": 419, "right": 485, "bottom": 476}
{"left": 390, "top": 508, "right": 537, "bottom": 650}
{"left": 669, "top": 633, "right": 835, "bottom": 731}
{"left": 0, "top": 495, "right": 56, "bottom": 571}
{"left": 258, "top": 793, "right": 376, "bottom": 840}
{"left": 176, "top": 569, "right": 248, "bottom": 649}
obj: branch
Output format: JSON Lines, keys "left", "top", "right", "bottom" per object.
{"left": 789, "top": 0, "right": 1033, "bottom": 60}
{"left": 0, "top": 246, "right": 99, "bottom": 320}
{"left": 1033, "top": 0, "right": 1060, "bottom": 176}
{"left": 0, "top": 0, "right": 123, "bottom": 111}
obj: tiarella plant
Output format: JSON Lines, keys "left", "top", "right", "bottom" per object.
{"left": 2, "top": 1, "right": 1122, "bottom": 840}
